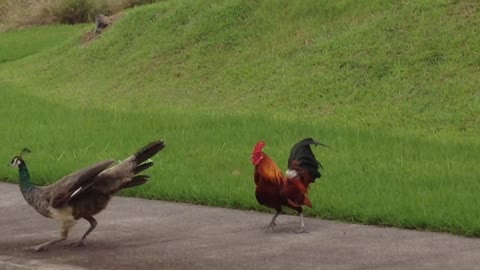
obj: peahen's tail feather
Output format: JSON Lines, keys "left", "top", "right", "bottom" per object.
{"left": 119, "top": 140, "right": 166, "bottom": 190}
{"left": 119, "top": 175, "right": 150, "bottom": 190}
{"left": 134, "top": 140, "right": 166, "bottom": 165}
{"left": 133, "top": 162, "right": 153, "bottom": 175}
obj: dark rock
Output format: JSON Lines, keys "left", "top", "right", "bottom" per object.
{"left": 94, "top": 14, "right": 111, "bottom": 36}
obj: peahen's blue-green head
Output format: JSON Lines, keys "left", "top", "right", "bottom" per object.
{"left": 9, "top": 148, "right": 31, "bottom": 168}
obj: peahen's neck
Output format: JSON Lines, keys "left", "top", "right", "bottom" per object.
{"left": 18, "top": 164, "right": 35, "bottom": 193}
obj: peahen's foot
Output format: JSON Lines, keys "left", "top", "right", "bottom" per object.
{"left": 66, "top": 241, "right": 85, "bottom": 248}
{"left": 23, "top": 244, "right": 48, "bottom": 252}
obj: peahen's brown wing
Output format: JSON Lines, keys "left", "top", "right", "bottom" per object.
{"left": 42, "top": 160, "right": 115, "bottom": 208}
{"left": 88, "top": 156, "right": 138, "bottom": 193}
{"left": 89, "top": 140, "right": 166, "bottom": 193}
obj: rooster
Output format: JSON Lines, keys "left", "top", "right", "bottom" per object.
{"left": 251, "top": 138, "right": 325, "bottom": 233}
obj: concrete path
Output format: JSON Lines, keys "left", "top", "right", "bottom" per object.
{"left": 0, "top": 183, "right": 479, "bottom": 270}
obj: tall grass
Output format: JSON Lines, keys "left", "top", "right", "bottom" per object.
{"left": 1, "top": 85, "right": 479, "bottom": 236}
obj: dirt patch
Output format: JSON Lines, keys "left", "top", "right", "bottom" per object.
{"left": 447, "top": 0, "right": 479, "bottom": 19}
{"left": 81, "top": 13, "right": 124, "bottom": 46}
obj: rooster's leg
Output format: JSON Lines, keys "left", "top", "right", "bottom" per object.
{"left": 24, "top": 220, "right": 75, "bottom": 252}
{"left": 264, "top": 211, "right": 280, "bottom": 231}
{"left": 295, "top": 213, "right": 309, "bottom": 234}
{"left": 67, "top": 215, "right": 97, "bottom": 247}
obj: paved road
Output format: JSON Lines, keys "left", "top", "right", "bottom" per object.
{"left": 0, "top": 183, "right": 479, "bottom": 270}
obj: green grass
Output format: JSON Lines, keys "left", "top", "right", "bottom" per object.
{"left": 0, "top": 25, "right": 85, "bottom": 63}
{"left": 1, "top": 0, "right": 480, "bottom": 236}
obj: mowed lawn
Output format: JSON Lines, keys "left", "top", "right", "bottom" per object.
{"left": 0, "top": 0, "right": 479, "bottom": 236}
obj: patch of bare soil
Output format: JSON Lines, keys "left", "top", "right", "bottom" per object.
{"left": 81, "top": 13, "right": 124, "bottom": 46}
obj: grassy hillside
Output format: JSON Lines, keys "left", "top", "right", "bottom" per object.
{"left": 1, "top": 0, "right": 479, "bottom": 236}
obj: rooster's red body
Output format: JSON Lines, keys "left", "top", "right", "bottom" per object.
{"left": 251, "top": 138, "right": 325, "bottom": 232}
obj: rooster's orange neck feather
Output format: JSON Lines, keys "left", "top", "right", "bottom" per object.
{"left": 255, "top": 153, "right": 285, "bottom": 185}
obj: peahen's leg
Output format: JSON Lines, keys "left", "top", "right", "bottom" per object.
{"left": 24, "top": 220, "right": 75, "bottom": 252}
{"left": 67, "top": 215, "right": 97, "bottom": 247}
{"left": 264, "top": 211, "right": 281, "bottom": 231}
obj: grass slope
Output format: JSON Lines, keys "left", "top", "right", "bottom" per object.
{"left": 0, "top": 0, "right": 479, "bottom": 236}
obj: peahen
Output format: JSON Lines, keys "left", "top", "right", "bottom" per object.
{"left": 9, "top": 140, "right": 166, "bottom": 252}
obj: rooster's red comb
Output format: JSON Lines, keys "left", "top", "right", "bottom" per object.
{"left": 253, "top": 141, "right": 266, "bottom": 153}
